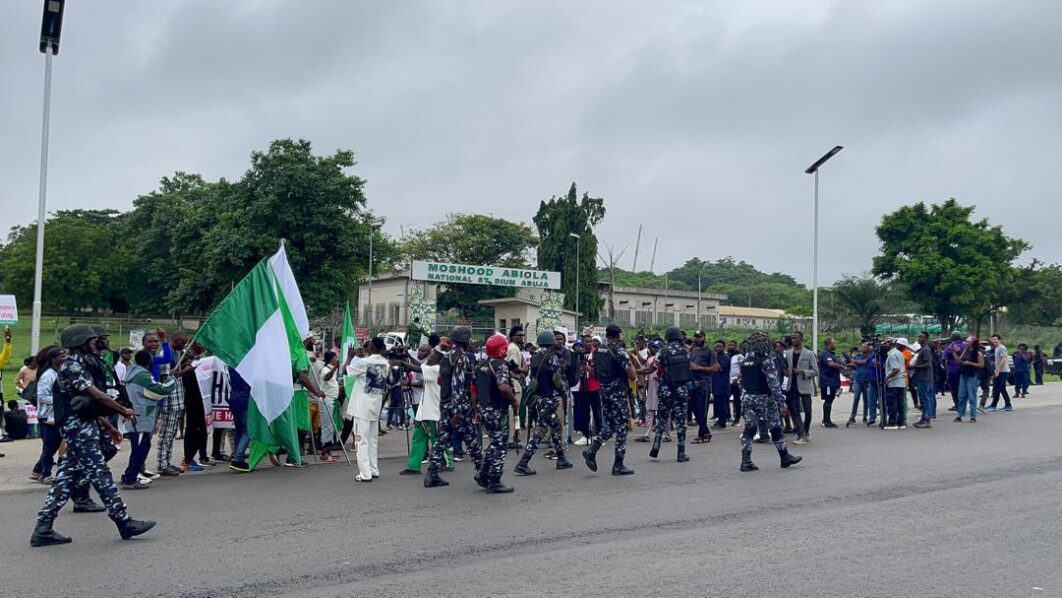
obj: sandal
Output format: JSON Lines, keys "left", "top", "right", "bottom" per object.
{"left": 635, "top": 436, "right": 649, "bottom": 443}
{"left": 690, "top": 437, "right": 707, "bottom": 444}
{"left": 355, "top": 474, "right": 373, "bottom": 482}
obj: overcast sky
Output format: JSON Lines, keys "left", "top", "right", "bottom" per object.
{"left": 2, "top": 0, "right": 1059, "bottom": 285}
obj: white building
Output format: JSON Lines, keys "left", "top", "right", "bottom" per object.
{"left": 598, "top": 282, "right": 726, "bottom": 330}
{"left": 356, "top": 270, "right": 437, "bottom": 328}
{"left": 717, "top": 305, "right": 805, "bottom": 331}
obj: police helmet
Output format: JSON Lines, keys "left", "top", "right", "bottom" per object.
{"left": 664, "top": 326, "right": 683, "bottom": 342}
{"left": 537, "top": 330, "right": 556, "bottom": 348}
{"left": 91, "top": 325, "right": 109, "bottom": 337}
{"left": 60, "top": 324, "right": 98, "bottom": 349}
{"left": 448, "top": 325, "right": 472, "bottom": 345}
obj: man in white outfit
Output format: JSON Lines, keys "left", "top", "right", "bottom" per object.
{"left": 344, "top": 337, "right": 390, "bottom": 482}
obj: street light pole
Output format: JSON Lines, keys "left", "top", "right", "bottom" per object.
{"left": 804, "top": 145, "right": 844, "bottom": 353}
{"left": 570, "top": 233, "right": 580, "bottom": 333}
{"left": 696, "top": 262, "right": 708, "bottom": 330}
{"left": 32, "top": 0, "right": 66, "bottom": 356}
{"left": 367, "top": 223, "right": 375, "bottom": 332}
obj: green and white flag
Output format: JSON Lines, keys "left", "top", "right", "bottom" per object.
{"left": 341, "top": 301, "right": 357, "bottom": 400}
{"left": 194, "top": 256, "right": 309, "bottom": 469}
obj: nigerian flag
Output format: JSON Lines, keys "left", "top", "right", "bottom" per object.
{"left": 194, "top": 257, "right": 310, "bottom": 469}
{"left": 341, "top": 302, "right": 358, "bottom": 400}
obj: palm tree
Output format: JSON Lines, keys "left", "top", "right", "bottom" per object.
{"left": 832, "top": 274, "right": 899, "bottom": 336}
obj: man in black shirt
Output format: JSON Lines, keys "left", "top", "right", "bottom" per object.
{"left": 689, "top": 331, "right": 718, "bottom": 443}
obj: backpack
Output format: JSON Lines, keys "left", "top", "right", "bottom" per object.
{"left": 20, "top": 378, "right": 39, "bottom": 406}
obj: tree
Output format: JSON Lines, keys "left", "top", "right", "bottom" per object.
{"left": 401, "top": 213, "right": 538, "bottom": 318}
{"left": 872, "top": 199, "right": 1028, "bottom": 333}
{"left": 831, "top": 274, "right": 902, "bottom": 336}
{"left": 533, "top": 183, "right": 604, "bottom": 322}
{"left": 0, "top": 210, "right": 129, "bottom": 312}
{"left": 999, "top": 261, "right": 1062, "bottom": 327}
{"left": 598, "top": 242, "right": 629, "bottom": 322}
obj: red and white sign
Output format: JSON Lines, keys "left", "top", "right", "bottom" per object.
{"left": 355, "top": 326, "right": 370, "bottom": 343}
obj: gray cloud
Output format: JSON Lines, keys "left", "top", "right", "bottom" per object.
{"left": 2, "top": 0, "right": 1059, "bottom": 285}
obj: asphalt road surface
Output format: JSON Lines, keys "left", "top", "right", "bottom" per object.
{"left": 2, "top": 405, "right": 1061, "bottom": 598}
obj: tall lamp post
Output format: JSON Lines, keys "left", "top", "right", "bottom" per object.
{"left": 366, "top": 221, "right": 378, "bottom": 332}
{"left": 804, "top": 145, "right": 844, "bottom": 353}
{"left": 696, "top": 261, "right": 709, "bottom": 330}
{"left": 569, "top": 233, "right": 580, "bottom": 334}
{"left": 31, "top": 0, "right": 66, "bottom": 355}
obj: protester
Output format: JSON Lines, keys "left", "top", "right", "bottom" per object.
{"left": 1013, "top": 343, "right": 1032, "bottom": 397}
{"left": 122, "top": 350, "right": 176, "bottom": 490}
{"left": 0, "top": 327, "right": 12, "bottom": 446}
{"left": 573, "top": 338, "right": 603, "bottom": 443}
{"left": 16, "top": 356, "right": 38, "bottom": 399}
{"left": 883, "top": 339, "right": 908, "bottom": 430}
{"left": 729, "top": 342, "right": 745, "bottom": 426}
{"left": 344, "top": 337, "right": 390, "bottom": 482}
{"left": 317, "top": 350, "right": 341, "bottom": 462}
{"left": 846, "top": 343, "right": 871, "bottom": 426}
{"left": 955, "top": 338, "right": 983, "bottom": 423}
{"left": 818, "top": 338, "right": 843, "bottom": 428}
{"left": 688, "top": 331, "right": 717, "bottom": 443}
{"left": 30, "top": 346, "right": 65, "bottom": 483}
{"left": 711, "top": 340, "right": 731, "bottom": 429}
{"left": 785, "top": 331, "right": 816, "bottom": 443}
{"left": 910, "top": 332, "right": 936, "bottom": 428}
{"left": 505, "top": 326, "right": 528, "bottom": 450}
{"left": 1032, "top": 345, "right": 1046, "bottom": 386}
{"left": 399, "top": 340, "right": 454, "bottom": 476}
{"left": 227, "top": 368, "right": 252, "bottom": 472}
{"left": 986, "top": 335, "right": 1013, "bottom": 412}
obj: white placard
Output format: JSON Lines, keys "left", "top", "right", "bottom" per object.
{"left": 0, "top": 294, "right": 17, "bottom": 324}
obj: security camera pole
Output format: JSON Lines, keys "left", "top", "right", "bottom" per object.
{"left": 31, "top": 0, "right": 66, "bottom": 355}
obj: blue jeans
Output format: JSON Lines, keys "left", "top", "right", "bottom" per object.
{"left": 849, "top": 379, "right": 870, "bottom": 421}
{"left": 958, "top": 375, "right": 979, "bottom": 419}
{"left": 1014, "top": 370, "right": 1030, "bottom": 394}
{"left": 33, "top": 423, "right": 62, "bottom": 477}
{"left": 232, "top": 407, "right": 250, "bottom": 463}
{"left": 867, "top": 383, "right": 879, "bottom": 423}
{"left": 917, "top": 380, "right": 936, "bottom": 421}
{"left": 122, "top": 431, "right": 153, "bottom": 485}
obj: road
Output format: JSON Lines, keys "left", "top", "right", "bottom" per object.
{"left": 2, "top": 401, "right": 1061, "bottom": 598}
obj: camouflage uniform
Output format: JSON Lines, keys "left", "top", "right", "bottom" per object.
{"left": 740, "top": 351, "right": 801, "bottom": 470}
{"left": 477, "top": 357, "right": 512, "bottom": 482}
{"left": 37, "top": 355, "right": 130, "bottom": 525}
{"left": 524, "top": 350, "right": 565, "bottom": 458}
{"left": 655, "top": 341, "right": 690, "bottom": 451}
{"left": 73, "top": 354, "right": 122, "bottom": 504}
{"left": 593, "top": 342, "right": 633, "bottom": 462}
{"left": 426, "top": 349, "right": 483, "bottom": 476}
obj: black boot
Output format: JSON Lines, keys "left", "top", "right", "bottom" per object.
{"left": 555, "top": 452, "right": 573, "bottom": 470}
{"left": 424, "top": 471, "right": 450, "bottom": 488}
{"left": 486, "top": 477, "right": 514, "bottom": 494}
{"left": 780, "top": 450, "right": 803, "bottom": 469}
{"left": 514, "top": 455, "right": 536, "bottom": 476}
{"left": 582, "top": 440, "right": 602, "bottom": 472}
{"left": 677, "top": 446, "right": 689, "bottom": 463}
{"left": 72, "top": 486, "right": 105, "bottom": 514}
{"left": 740, "top": 449, "right": 758, "bottom": 472}
{"left": 611, "top": 455, "right": 635, "bottom": 476}
{"left": 473, "top": 469, "right": 489, "bottom": 489}
{"left": 649, "top": 433, "right": 662, "bottom": 459}
{"left": 30, "top": 520, "right": 71, "bottom": 547}
{"left": 117, "top": 518, "right": 156, "bottom": 540}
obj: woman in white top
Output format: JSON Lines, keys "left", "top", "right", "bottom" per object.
{"left": 30, "top": 346, "right": 65, "bottom": 483}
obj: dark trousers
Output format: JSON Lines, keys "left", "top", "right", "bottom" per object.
{"left": 573, "top": 390, "right": 602, "bottom": 437}
{"left": 1034, "top": 365, "right": 1044, "bottom": 385}
{"left": 712, "top": 388, "right": 730, "bottom": 426}
{"left": 885, "top": 387, "right": 905, "bottom": 426}
{"left": 33, "top": 423, "right": 62, "bottom": 477}
{"left": 947, "top": 371, "right": 960, "bottom": 408}
{"left": 184, "top": 399, "right": 208, "bottom": 463}
{"left": 821, "top": 385, "right": 838, "bottom": 424}
{"left": 990, "top": 374, "right": 1012, "bottom": 408}
{"left": 730, "top": 382, "right": 743, "bottom": 423}
{"left": 689, "top": 384, "right": 709, "bottom": 438}
{"left": 122, "top": 432, "right": 153, "bottom": 485}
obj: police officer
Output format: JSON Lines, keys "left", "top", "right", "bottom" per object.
{"left": 650, "top": 326, "right": 692, "bottom": 463}
{"left": 31, "top": 325, "right": 156, "bottom": 547}
{"left": 475, "top": 333, "right": 520, "bottom": 493}
{"left": 582, "top": 324, "right": 637, "bottom": 476}
{"left": 424, "top": 326, "right": 485, "bottom": 488}
{"left": 739, "top": 332, "right": 802, "bottom": 472}
{"left": 515, "top": 330, "right": 575, "bottom": 476}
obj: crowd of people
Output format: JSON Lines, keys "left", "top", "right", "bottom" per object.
{"left": 2, "top": 319, "right": 1058, "bottom": 547}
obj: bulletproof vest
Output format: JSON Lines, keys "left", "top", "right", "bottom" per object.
{"left": 660, "top": 342, "right": 691, "bottom": 386}
{"left": 438, "top": 351, "right": 455, "bottom": 402}
{"left": 475, "top": 358, "right": 505, "bottom": 409}
{"left": 741, "top": 357, "right": 770, "bottom": 394}
{"left": 531, "top": 350, "right": 560, "bottom": 395}
{"left": 594, "top": 344, "right": 624, "bottom": 385}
